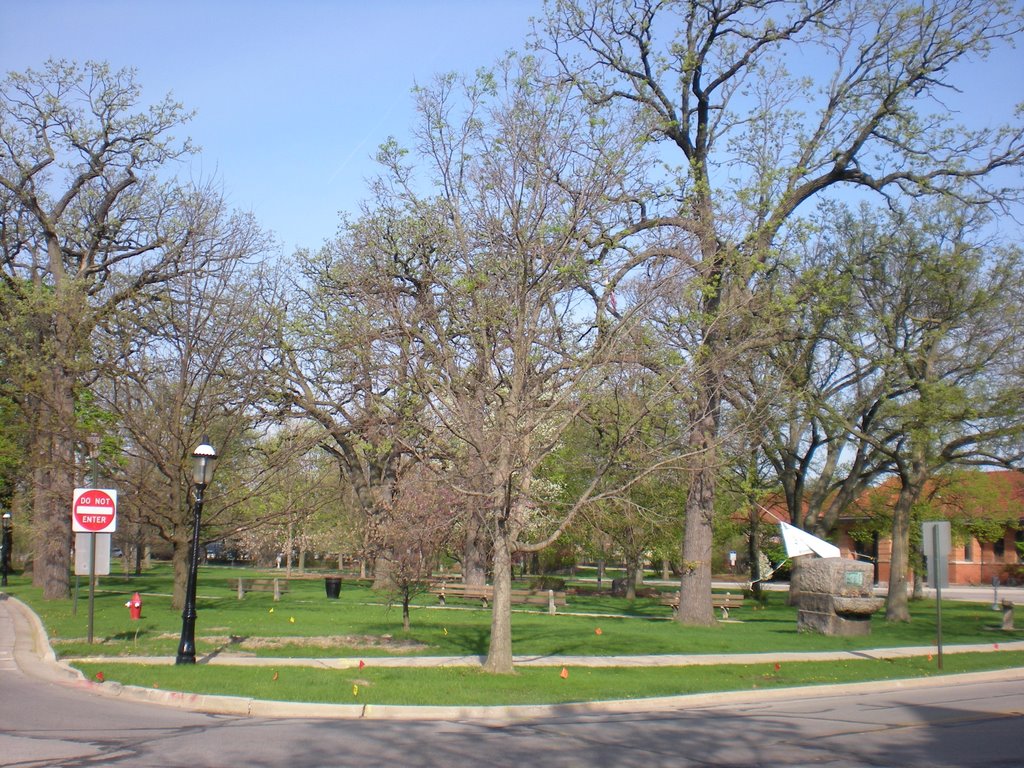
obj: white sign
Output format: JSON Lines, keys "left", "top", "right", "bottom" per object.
{"left": 922, "top": 521, "right": 951, "bottom": 589}
{"left": 779, "top": 521, "right": 841, "bottom": 559}
{"left": 74, "top": 532, "right": 111, "bottom": 576}
{"left": 72, "top": 488, "right": 118, "bottom": 533}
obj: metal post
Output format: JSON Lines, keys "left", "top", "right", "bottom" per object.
{"left": 0, "top": 513, "right": 10, "bottom": 587}
{"left": 87, "top": 533, "right": 97, "bottom": 644}
{"left": 934, "top": 524, "right": 943, "bottom": 671}
{"left": 176, "top": 483, "right": 205, "bottom": 664}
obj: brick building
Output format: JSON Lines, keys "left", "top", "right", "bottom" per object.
{"left": 751, "top": 471, "right": 1024, "bottom": 586}
{"left": 833, "top": 470, "right": 1024, "bottom": 586}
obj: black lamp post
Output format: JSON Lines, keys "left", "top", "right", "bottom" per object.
{"left": 176, "top": 436, "right": 218, "bottom": 665}
{"left": 1, "top": 512, "right": 11, "bottom": 587}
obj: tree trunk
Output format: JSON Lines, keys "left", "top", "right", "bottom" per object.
{"left": 462, "top": 511, "right": 489, "bottom": 586}
{"left": 172, "top": 535, "right": 190, "bottom": 611}
{"left": 33, "top": 372, "right": 76, "bottom": 599}
{"left": 285, "top": 520, "right": 293, "bottom": 577}
{"left": 677, "top": 410, "right": 718, "bottom": 625}
{"left": 31, "top": 237, "right": 88, "bottom": 600}
{"left": 748, "top": 508, "right": 763, "bottom": 601}
{"left": 912, "top": 570, "right": 924, "bottom": 599}
{"left": 371, "top": 552, "right": 394, "bottom": 590}
{"left": 624, "top": 557, "right": 639, "bottom": 600}
{"left": 886, "top": 484, "right": 918, "bottom": 622}
{"left": 483, "top": 531, "right": 515, "bottom": 674}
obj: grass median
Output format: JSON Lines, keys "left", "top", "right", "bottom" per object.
{"left": 4, "top": 565, "right": 1022, "bottom": 705}
{"left": 73, "top": 652, "right": 1024, "bottom": 706}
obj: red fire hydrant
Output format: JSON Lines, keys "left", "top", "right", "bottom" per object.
{"left": 125, "top": 592, "right": 142, "bottom": 620}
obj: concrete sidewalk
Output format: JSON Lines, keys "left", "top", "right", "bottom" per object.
{"left": 4, "top": 592, "right": 1024, "bottom": 722}
{"left": 62, "top": 641, "right": 1024, "bottom": 668}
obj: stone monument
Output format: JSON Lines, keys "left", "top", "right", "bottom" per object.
{"left": 796, "top": 558, "right": 883, "bottom": 636}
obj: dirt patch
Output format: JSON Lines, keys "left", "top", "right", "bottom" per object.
{"left": 56, "top": 633, "right": 430, "bottom": 654}
{"left": 194, "top": 634, "right": 430, "bottom": 653}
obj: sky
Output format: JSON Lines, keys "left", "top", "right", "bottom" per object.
{"left": 2, "top": 1, "right": 1022, "bottom": 255}
{"left": 0, "top": 0, "right": 545, "bottom": 254}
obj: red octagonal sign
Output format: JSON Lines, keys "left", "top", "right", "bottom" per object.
{"left": 72, "top": 488, "right": 118, "bottom": 533}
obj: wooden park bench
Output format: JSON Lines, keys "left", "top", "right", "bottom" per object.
{"left": 430, "top": 582, "right": 568, "bottom": 614}
{"left": 509, "top": 588, "right": 568, "bottom": 614}
{"left": 430, "top": 582, "right": 494, "bottom": 606}
{"left": 660, "top": 591, "right": 745, "bottom": 619}
{"left": 430, "top": 572, "right": 463, "bottom": 585}
{"left": 227, "top": 577, "right": 289, "bottom": 601}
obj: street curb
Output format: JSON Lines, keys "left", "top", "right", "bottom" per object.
{"left": 7, "top": 595, "right": 1024, "bottom": 723}
{"left": 7, "top": 595, "right": 84, "bottom": 685}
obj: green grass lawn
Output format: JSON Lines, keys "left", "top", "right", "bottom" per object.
{"left": 73, "top": 652, "right": 1024, "bottom": 706}
{"left": 4, "top": 564, "right": 1022, "bottom": 705}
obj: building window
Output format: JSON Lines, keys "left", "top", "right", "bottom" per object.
{"left": 994, "top": 537, "right": 1006, "bottom": 560}
{"left": 964, "top": 539, "right": 973, "bottom": 562}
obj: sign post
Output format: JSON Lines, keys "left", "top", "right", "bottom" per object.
{"left": 72, "top": 489, "right": 117, "bottom": 644}
{"left": 922, "top": 521, "right": 951, "bottom": 670}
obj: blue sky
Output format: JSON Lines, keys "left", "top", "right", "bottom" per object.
{"left": 2, "top": 1, "right": 1021, "bottom": 254}
{"left": 1, "top": 0, "right": 544, "bottom": 254}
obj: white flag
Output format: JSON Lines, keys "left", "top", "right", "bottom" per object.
{"left": 779, "top": 521, "right": 841, "bottom": 559}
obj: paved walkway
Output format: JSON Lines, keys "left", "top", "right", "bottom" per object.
{"left": 59, "top": 641, "right": 1024, "bottom": 668}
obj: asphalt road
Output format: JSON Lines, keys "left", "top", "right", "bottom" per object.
{"left": 3, "top": 667, "right": 1024, "bottom": 767}
{"left": 4, "top": 594, "right": 1024, "bottom": 768}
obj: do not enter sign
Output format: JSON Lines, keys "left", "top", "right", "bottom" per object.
{"left": 72, "top": 488, "right": 118, "bottom": 533}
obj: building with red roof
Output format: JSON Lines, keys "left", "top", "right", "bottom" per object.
{"left": 741, "top": 471, "right": 1024, "bottom": 587}
{"left": 834, "top": 470, "right": 1024, "bottom": 586}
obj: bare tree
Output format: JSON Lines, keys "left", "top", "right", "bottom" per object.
{"left": 377, "top": 465, "right": 459, "bottom": 630}
{"left": 345, "top": 57, "right": 666, "bottom": 673}
{"left": 268, "top": 232, "right": 425, "bottom": 589}
{"left": 98, "top": 242, "right": 275, "bottom": 608}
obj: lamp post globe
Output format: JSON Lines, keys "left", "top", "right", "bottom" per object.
{"left": 176, "top": 436, "right": 218, "bottom": 665}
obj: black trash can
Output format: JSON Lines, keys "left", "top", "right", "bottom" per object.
{"left": 324, "top": 576, "right": 342, "bottom": 599}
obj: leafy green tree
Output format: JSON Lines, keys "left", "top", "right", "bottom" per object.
{"left": 538, "top": 0, "right": 1024, "bottom": 625}
{"left": 833, "top": 201, "right": 1024, "bottom": 620}
{"left": 938, "top": 472, "right": 1024, "bottom": 549}
{"left": 0, "top": 61, "right": 258, "bottom": 597}
{"left": 544, "top": 375, "right": 688, "bottom": 598}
